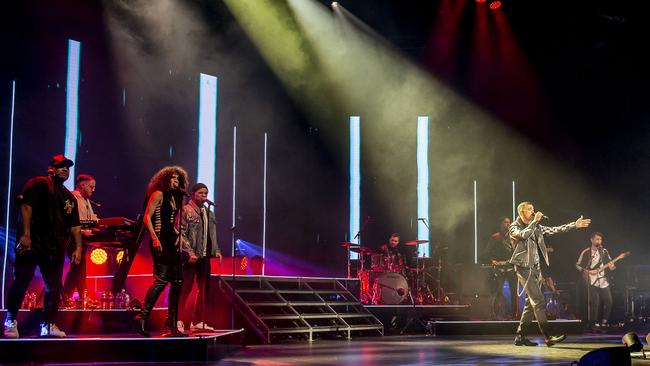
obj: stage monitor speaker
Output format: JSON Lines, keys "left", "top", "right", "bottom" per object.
{"left": 456, "top": 264, "right": 492, "bottom": 296}
{"left": 577, "top": 346, "right": 631, "bottom": 366}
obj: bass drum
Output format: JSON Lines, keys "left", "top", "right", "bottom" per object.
{"left": 374, "top": 272, "right": 409, "bottom": 304}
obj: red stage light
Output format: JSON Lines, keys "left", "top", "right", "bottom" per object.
{"left": 90, "top": 248, "right": 108, "bottom": 265}
{"left": 490, "top": 1, "right": 502, "bottom": 9}
{"left": 240, "top": 256, "right": 249, "bottom": 271}
{"left": 476, "top": 0, "right": 487, "bottom": 3}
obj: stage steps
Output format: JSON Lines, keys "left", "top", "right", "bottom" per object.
{"left": 217, "top": 276, "right": 384, "bottom": 343}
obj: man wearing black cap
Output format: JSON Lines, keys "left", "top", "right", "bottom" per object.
{"left": 3, "top": 154, "right": 83, "bottom": 338}
{"left": 179, "top": 183, "right": 221, "bottom": 333}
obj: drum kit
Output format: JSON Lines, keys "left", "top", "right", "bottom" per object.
{"left": 342, "top": 240, "right": 447, "bottom": 305}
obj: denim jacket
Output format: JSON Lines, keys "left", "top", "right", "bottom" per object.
{"left": 508, "top": 217, "right": 575, "bottom": 268}
{"left": 181, "top": 200, "right": 220, "bottom": 258}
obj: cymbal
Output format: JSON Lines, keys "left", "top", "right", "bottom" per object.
{"left": 350, "top": 246, "right": 376, "bottom": 254}
{"left": 339, "top": 242, "right": 360, "bottom": 248}
{"left": 404, "top": 239, "right": 429, "bottom": 246}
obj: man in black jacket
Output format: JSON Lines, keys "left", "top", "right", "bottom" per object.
{"left": 509, "top": 201, "right": 591, "bottom": 347}
{"left": 3, "top": 155, "right": 83, "bottom": 338}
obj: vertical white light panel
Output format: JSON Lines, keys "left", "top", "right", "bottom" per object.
{"left": 262, "top": 133, "right": 268, "bottom": 276}
{"left": 2, "top": 80, "right": 16, "bottom": 308}
{"left": 231, "top": 126, "right": 237, "bottom": 262}
{"left": 512, "top": 180, "right": 517, "bottom": 221}
{"left": 197, "top": 73, "right": 218, "bottom": 202}
{"left": 349, "top": 116, "right": 361, "bottom": 260}
{"left": 64, "top": 39, "right": 81, "bottom": 190}
{"left": 417, "top": 116, "right": 430, "bottom": 257}
{"left": 473, "top": 180, "right": 478, "bottom": 264}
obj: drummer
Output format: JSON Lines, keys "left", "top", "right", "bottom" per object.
{"left": 378, "top": 233, "right": 412, "bottom": 273}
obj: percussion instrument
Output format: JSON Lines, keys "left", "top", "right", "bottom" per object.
{"left": 373, "top": 272, "right": 409, "bottom": 305}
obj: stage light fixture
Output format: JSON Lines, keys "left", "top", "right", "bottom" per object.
{"left": 64, "top": 39, "right": 81, "bottom": 191}
{"left": 475, "top": 0, "right": 487, "bottom": 3}
{"left": 349, "top": 116, "right": 361, "bottom": 260}
{"left": 90, "top": 248, "right": 108, "bottom": 265}
{"left": 417, "top": 116, "right": 429, "bottom": 257}
{"left": 241, "top": 256, "right": 249, "bottom": 270}
{"left": 489, "top": 1, "right": 502, "bottom": 10}
{"left": 622, "top": 332, "right": 644, "bottom": 352}
{"left": 197, "top": 73, "right": 218, "bottom": 203}
{"left": 331, "top": 2, "right": 339, "bottom": 7}
{"left": 116, "top": 250, "right": 124, "bottom": 264}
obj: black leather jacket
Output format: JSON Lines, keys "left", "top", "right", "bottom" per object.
{"left": 508, "top": 217, "right": 575, "bottom": 268}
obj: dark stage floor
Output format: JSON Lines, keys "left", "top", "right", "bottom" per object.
{"left": 215, "top": 334, "right": 650, "bottom": 366}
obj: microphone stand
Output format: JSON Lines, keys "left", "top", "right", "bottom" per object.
{"left": 201, "top": 200, "right": 215, "bottom": 331}
{"left": 400, "top": 218, "right": 430, "bottom": 335}
{"left": 348, "top": 215, "right": 371, "bottom": 279}
{"left": 231, "top": 225, "right": 238, "bottom": 277}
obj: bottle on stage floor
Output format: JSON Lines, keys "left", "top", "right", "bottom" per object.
{"left": 83, "top": 289, "right": 89, "bottom": 310}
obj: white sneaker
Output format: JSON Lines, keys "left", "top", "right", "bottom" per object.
{"left": 191, "top": 322, "right": 215, "bottom": 331}
{"left": 176, "top": 320, "right": 185, "bottom": 333}
{"left": 3, "top": 319, "right": 19, "bottom": 338}
{"left": 40, "top": 323, "right": 66, "bottom": 338}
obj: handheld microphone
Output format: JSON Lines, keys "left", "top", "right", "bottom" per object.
{"left": 88, "top": 199, "right": 102, "bottom": 207}
{"left": 205, "top": 198, "right": 216, "bottom": 206}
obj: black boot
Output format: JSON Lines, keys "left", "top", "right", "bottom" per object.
{"left": 163, "top": 315, "right": 187, "bottom": 337}
{"left": 514, "top": 334, "right": 538, "bottom": 346}
{"left": 133, "top": 316, "right": 150, "bottom": 337}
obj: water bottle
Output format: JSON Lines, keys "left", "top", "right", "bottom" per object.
{"left": 82, "top": 289, "right": 89, "bottom": 310}
{"left": 120, "top": 289, "right": 128, "bottom": 309}
{"left": 123, "top": 291, "right": 131, "bottom": 310}
{"left": 108, "top": 292, "right": 114, "bottom": 309}
{"left": 115, "top": 291, "right": 123, "bottom": 309}
{"left": 100, "top": 291, "right": 107, "bottom": 309}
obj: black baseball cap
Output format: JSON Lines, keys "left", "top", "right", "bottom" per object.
{"left": 190, "top": 182, "right": 208, "bottom": 193}
{"left": 49, "top": 154, "right": 74, "bottom": 168}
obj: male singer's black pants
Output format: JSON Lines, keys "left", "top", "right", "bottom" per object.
{"left": 7, "top": 250, "right": 64, "bottom": 324}
{"left": 515, "top": 265, "right": 551, "bottom": 337}
{"left": 179, "top": 257, "right": 212, "bottom": 325}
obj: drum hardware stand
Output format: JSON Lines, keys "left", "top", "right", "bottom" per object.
{"left": 416, "top": 217, "right": 446, "bottom": 303}
{"left": 347, "top": 215, "right": 372, "bottom": 278}
{"left": 399, "top": 288, "right": 428, "bottom": 335}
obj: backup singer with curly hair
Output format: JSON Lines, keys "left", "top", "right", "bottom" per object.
{"left": 135, "top": 166, "right": 189, "bottom": 337}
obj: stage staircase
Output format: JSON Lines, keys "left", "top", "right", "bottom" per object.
{"left": 217, "top": 276, "right": 384, "bottom": 343}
